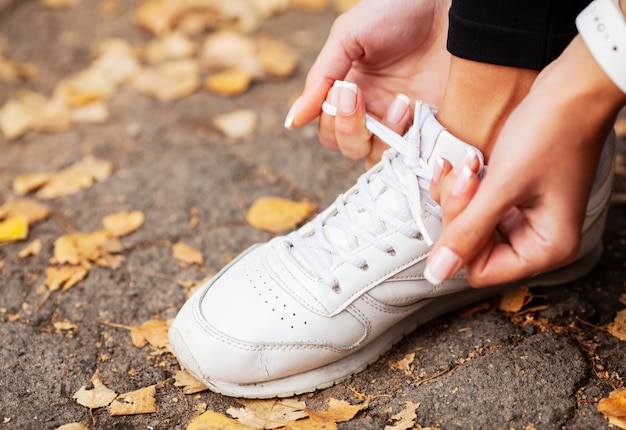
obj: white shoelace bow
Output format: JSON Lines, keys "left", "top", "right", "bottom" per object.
{"left": 288, "top": 101, "right": 441, "bottom": 289}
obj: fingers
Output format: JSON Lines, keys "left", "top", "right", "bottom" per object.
{"left": 366, "top": 94, "right": 412, "bottom": 167}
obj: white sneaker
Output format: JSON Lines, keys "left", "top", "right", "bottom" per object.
{"left": 169, "top": 97, "right": 614, "bottom": 399}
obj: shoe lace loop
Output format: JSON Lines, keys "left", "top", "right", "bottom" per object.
{"left": 288, "top": 101, "right": 440, "bottom": 289}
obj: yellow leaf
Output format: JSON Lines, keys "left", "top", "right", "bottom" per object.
{"left": 55, "top": 68, "right": 116, "bottom": 106}
{"left": 131, "top": 59, "right": 199, "bottom": 102}
{"left": 0, "top": 198, "right": 50, "bottom": 224}
{"left": 213, "top": 109, "right": 258, "bottom": 139}
{"left": 144, "top": 32, "right": 196, "bottom": 64}
{"left": 173, "top": 242, "right": 204, "bottom": 266}
{"left": 187, "top": 410, "right": 256, "bottom": 430}
{"left": 205, "top": 68, "right": 253, "bottom": 96}
{"left": 227, "top": 398, "right": 308, "bottom": 429}
{"left": 173, "top": 370, "right": 208, "bottom": 395}
{"left": 134, "top": 0, "right": 178, "bottom": 36}
{"left": 73, "top": 372, "right": 117, "bottom": 409}
{"left": 246, "top": 197, "right": 316, "bottom": 233}
{"left": 0, "top": 217, "right": 28, "bottom": 243}
{"left": 45, "top": 265, "right": 88, "bottom": 292}
{"left": 383, "top": 402, "right": 420, "bottom": 430}
{"left": 70, "top": 102, "right": 110, "bottom": 124}
{"left": 18, "top": 238, "right": 43, "bottom": 258}
{"left": 41, "top": 0, "right": 80, "bottom": 8}
{"left": 256, "top": 36, "right": 299, "bottom": 79}
{"left": 108, "top": 385, "right": 157, "bottom": 416}
{"left": 608, "top": 309, "right": 626, "bottom": 341}
{"left": 598, "top": 388, "right": 626, "bottom": 429}
{"left": 307, "top": 398, "right": 368, "bottom": 423}
{"left": 53, "top": 230, "right": 115, "bottom": 266}
{"left": 54, "top": 320, "right": 78, "bottom": 332}
{"left": 102, "top": 210, "right": 145, "bottom": 238}
{"left": 498, "top": 286, "right": 532, "bottom": 313}
{"left": 0, "top": 98, "right": 35, "bottom": 140}
{"left": 130, "top": 319, "right": 170, "bottom": 350}
{"left": 12, "top": 172, "right": 53, "bottom": 196}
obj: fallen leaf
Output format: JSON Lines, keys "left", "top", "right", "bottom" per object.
{"left": 144, "top": 32, "right": 196, "bottom": 64}
{"left": 41, "top": 0, "right": 80, "bottom": 8}
{"left": 108, "top": 385, "right": 157, "bottom": 416}
{"left": 204, "top": 68, "right": 253, "bottom": 96}
{"left": 45, "top": 265, "right": 89, "bottom": 292}
{"left": 0, "top": 51, "right": 37, "bottom": 84}
{"left": 173, "top": 369, "right": 208, "bottom": 394}
{"left": 131, "top": 59, "right": 199, "bottom": 102}
{"left": 14, "top": 156, "right": 113, "bottom": 199}
{"left": 228, "top": 398, "right": 309, "bottom": 429}
{"left": 91, "top": 39, "right": 140, "bottom": 85}
{"left": 499, "top": 286, "right": 532, "bottom": 313}
{"left": 54, "top": 320, "right": 78, "bottom": 332}
{"left": 187, "top": 410, "right": 256, "bottom": 430}
{"left": 0, "top": 92, "right": 71, "bottom": 140}
{"left": 53, "top": 230, "right": 117, "bottom": 266}
{"left": 608, "top": 309, "right": 626, "bottom": 341}
{"left": 306, "top": 398, "right": 368, "bottom": 423}
{"left": 102, "top": 210, "right": 145, "bottom": 237}
{"left": 246, "top": 196, "right": 317, "bottom": 233}
{"left": 598, "top": 388, "right": 626, "bottom": 429}
{"left": 332, "top": 0, "right": 359, "bottom": 13}
{"left": 200, "top": 31, "right": 260, "bottom": 74}
{"left": 134, "top": 0, "right": 179, "bottom": 35}
{"left": 384, "top": 402, "right": 420, "bottom": 430}
{"left": 173, "top": 242, "right": 204, "bottom": 266}
{"left": 389, "top": 352, "right": 415, "bottom": 376}
{"left": 18, "top": 239, "right": 42, "bottom": 258}
{"left": 0, "top": 217, "right": 28, "bottom": 243}
{"left": 213, "top": 109, "right": 257, "bottom": 139}
{"left": 103, "top": 319, "right": 170, "bottom": 350}
{"left": 0, "top": 198, "right": 50, "bottom": 224}
{"left": 289, "top": 0, "right": 328, "bottom": 12}
{"left": 55, "top": 423, "right": 89, "bottom": 430}
{"left": 70, "top": 102, "right": 110, "bottom": 124}
{"left": 55, "top": 68, "right": 116, "bottom": 107}
{"left": 73, "top": 372, "right": 117, "bottom": 409}
{"left": 256, "top": 35, "right": 299, "bottom": 78}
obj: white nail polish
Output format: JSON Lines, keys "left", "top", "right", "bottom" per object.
{"left": 284, "top": 96, "right": 302, "bottom": 129}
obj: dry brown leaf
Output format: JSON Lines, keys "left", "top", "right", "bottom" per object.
{"left": 205, "top": 68, "right": 253, "bottom": 96}
{"left": 102, "top": 210, "right": 145, "bottom": 238}
{"left": 246, "top": 196, "right": 316, "bottom": 233}
{"left": 55, "top": 68, "right": 117, "bottom": 107}
{"left": 173, "top": 242, "right": 204, "bottom": 266}
{"left": 18, "top": 238, "right": 43, "bottom": 258}
{"left": 608, "top": 309, "right": 626, "bottom": 341}
{"left": 0, "top": 92, "right": 71, "bottom": 140}
{"left": 134, "top": 0, "right": 179, "bottom": 35}
{"left": 73, "top": 372, "right": 117, "bottom": 409}
{"left": 228, "top": 398, "right": 309, "bottom": 429}
{"left": 187, "top": 410, "right": 256, "bottom": 430}
{"left": 0, "top": 54, "right": 37, "bottom": 84}
{"left": 12, "top": 172, "right": 53, "bottom": 196}
{"left": 41, "top": 0, "right": 80, "bottom": 8}
{"left": 54, "top": 320, "right": 78, "bottom": 332}
{"left": 0, "top": 198, "right": 50, "bottom": 224}
{"left": 201, "top": 31, "right": 259, "bottom": 74}
{"left": 388, "top": 352, "right": 415, "bottom": 376}
{"left": 108, "top": 385, "right": 157, "bottom": 416}
{"left": 307, "top": 398, "right": 368, "bottom": 423}
{"left": 45, "top": 265, "right": 89, "bottom": 292}
{"left": 498, "top": 286, "right": 532, "bottom": 313}
{"left": 131, "top": 59, "right": 199, "bottom": 102}
{"left": 144, "top": 32, "right": 196, "bottom": 64}
{"left": 129, "top": 319, "right": 170, "bottom": 349}
{"left": 70, "top": 102, "right": 109, "bottom": 124}
{"left": 256, "top": 35, "right": 299, "bottom": 78}
{"left": 92, "top": 39, "right": 140, "bottom": 85}
{"left": 213, "top": 109, "right": 257, "bottom": 139}
{"left": 55, "top": 423, "right": 89, "bottom": 430}
{"left": 598, "top": 388, "right": 626, "bottom": 429}
{"left": 289, "top": 0, "right": 328, "bottom": 12}
{"left": 173, "top": 369, "right": 208, "bottom": 394}
{"left": 384, "top": 402, "right": 420, "bottom": 430}
{"left": 53, "top": 230, "right": 117, "bottom": 266}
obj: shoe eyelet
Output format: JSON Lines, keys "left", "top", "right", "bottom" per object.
{"left": 387, "top": 249, "right": 396, "bottom": 256}
{"left": 331, "top": 284, "right": 342, "bottom": 294}
{"left": 360, "top": 264, "right": 369, "bottom": 271}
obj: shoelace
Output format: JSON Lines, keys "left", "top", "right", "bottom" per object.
{"left": 287, "top": 101, "right": 441, "bottom": 289}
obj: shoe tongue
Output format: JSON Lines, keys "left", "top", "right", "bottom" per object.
{"left": 419, "top": 107, "right": 485, "bottom": 169}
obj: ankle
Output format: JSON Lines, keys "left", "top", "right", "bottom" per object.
{"left": 436, "top": 57, "right": 539, "bottom": 161}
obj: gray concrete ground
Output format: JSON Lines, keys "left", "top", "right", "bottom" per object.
{"left": 1, "top": 1, "right": 626, "bottom": 429}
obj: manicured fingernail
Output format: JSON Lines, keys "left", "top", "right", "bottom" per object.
{"left": 424, "top": 246, "right": 463, "bottom": 285}
{"left": 385, "top": 93, "right": 410, "bottom": 125}
{"left": 432, "top": 156, "right": 444, "bottom": 183}
{"left": 334, "top": 80, "right": 357, "bottom": 114}
{"left": 453, "top": 148, "right": 477, "bottom": 175}
{"left": 452, "top": 164, "right": 473, "bottom": 196}
{"left": 284, "top": 96, "right": 302, "bottom": 129}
